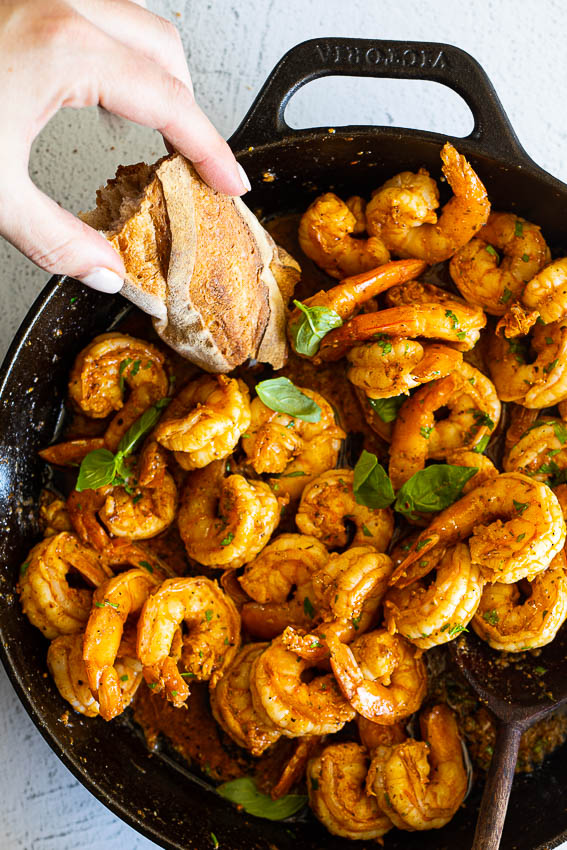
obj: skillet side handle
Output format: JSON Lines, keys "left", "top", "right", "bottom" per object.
{"left": 229, "top": 37, "right": 525, "bottom": 161}
{"left": 472, "top": 722, "right": 523, "bottom": 850}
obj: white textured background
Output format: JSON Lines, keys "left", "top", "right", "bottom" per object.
{"left": 1, "top": 0, "right": 567, "bottom": 847}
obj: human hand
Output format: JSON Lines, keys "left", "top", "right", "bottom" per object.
{"left": 0, "top": 0, "right": 250, "bottom": 292}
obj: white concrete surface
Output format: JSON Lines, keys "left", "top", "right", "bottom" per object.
{"left": 1, "top": 0, "right": 567, "bottom": 847}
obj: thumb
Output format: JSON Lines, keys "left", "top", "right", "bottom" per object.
{"left": 1, "top": 176, "right": 125, "bottom": 292}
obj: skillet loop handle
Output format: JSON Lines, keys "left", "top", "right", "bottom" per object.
{"left": 230, "top": 37, "right": 524, "bottom": 160}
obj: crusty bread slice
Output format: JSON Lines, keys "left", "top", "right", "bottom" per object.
{"left": 80, "top": 153, "right": 300, "bottom": 371}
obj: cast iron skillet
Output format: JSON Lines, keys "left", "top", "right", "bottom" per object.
{"left": 1, "top": 38, "right": 567, "bottom": 850}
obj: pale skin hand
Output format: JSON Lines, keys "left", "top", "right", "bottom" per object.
{"left": 0, "top": 0, "right": 250, "bottom": 292}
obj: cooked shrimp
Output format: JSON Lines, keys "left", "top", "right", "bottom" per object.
{"left": 307, "top": 743, "right": 393, "bottom": 840}
{"left": 68, "top": 333, "right": 169, "bottom": 450}
{"left": 178, "top": 460, "right": 282, "bottom": 569}
{"left": 487, "top": 319, "right": 567, "bottom": 408}
{"left": 318, "top": 301, "right": 486, "bottom": 363}
{"left": 82, "top": 568, "right": 159, "bottom": 720}
{"left": 450, "top": 212, "right": 550, "bottom": 316}
{"left": 241, "top": 388, "right": 344, "bottom": 501}
{"left": 499, "top": 258, "right": 567, "bottom": 337}
{"left": 137, "top": 577, "right": 240, "bottom": 707}
{"left": 357, "top": 716, "right": 406, "bottom": 752}
{"left": 366, "top": 142, "right": 490, "bottom": 263}
{"left": 98, "top": 470, "right": 178, "bottom": 541}
{"left": 367, "top": 703, "right": 467, "bottom": 830}
{"left": 388, "top": 364, "right": 500, "bottom": 489}
{"left": 505, "top": 418, "right": 567, "bottom": 483}
{"left": 472, "top": 549, "right": 567, "bottom": 651}
{"left": 271, "top": 735, "right": 322, "bottom": 800}
{"left": 39, "top": 490, "right": 73, "bottom": 537}
{"left": 347, "top": 340, "right": 463, "bottom": 400}
{"left": 328, "top": 629, "right": 427, "bottom": 724}
{"left": 392, "top": 472, "right": 566, "bottom": 587}
{"left": 298, "top": 192, "right": 390, "bottom": 279}
{"left": 239, "top": 534, "right": 329, "bottom": 640}
{"left": 384, "top": 543, "right": 484, "bottom": 649}
{"left": 19, "top": 532, "right": 112, "bottom": 639}
{"left": 154, "top": 375, "right": 251, "bottom": 470}
{"left": 250, "top": 635, "right": 355, "bottom": 737}
{"left": 39, "top": 437, "right": 106, "bottom": 467}
{"left": 296, "top": 469, "right": 394, "bottom": 551}
{"left": 47, "top": 632, "right": 141, "bottom": 718}
{"left": 209, "top": 643, "right": 281, "bottom": 755}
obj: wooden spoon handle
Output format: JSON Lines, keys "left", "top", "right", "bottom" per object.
{"left": 472, "top": 722, "right": 523, "bottom": 850}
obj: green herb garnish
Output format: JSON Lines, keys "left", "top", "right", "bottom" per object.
{"left": 256, "top": 377, "right": 321, "bottom": 423}
{"left": 217, "top": 777, "right": 307, "bottom": 821}
{"left": 290, "top": 300, "right": 343, "bottom": 356}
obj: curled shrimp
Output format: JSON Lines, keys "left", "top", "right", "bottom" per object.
{"left": 47, "top": 632, "right": 141, "bottom": 718}
{"left": 298, "top": 192, "right": 390, "bottom": 278}
{"left": 178, "top": 461, "right": 283, "bottom": 569}
{"left": 505, "top": 418, "right": 567, "bottom": 483}
{"left": 327, "top": 629, "right": 427, "bottom": 724}
{"left": 317, "top": 301, "right": 486, "bottom": 363}
{"left": 347, "top": 340, "right": 463, "bottom": 400}
{"left": 68, "top": 332, "right": 169, "bottom": 450}
{"left": 498, "top": 257, "right": 567, "bottom": 337}
{"left": 98, "top": 458, "right": 178, "bottom": 540}
{"left": 209, "top": 643, "right": 281, "bottom": 755}
{"left": 154, "top": 375, "right": 251, "bottom": 470}
{"left": 296, "top": 469, "right": 394, "bottom": 551}
{"left": 388, "top": 364, "right": 501, "bottom": 489}
{"left": 238, "top": 534, "right": 329, "bottom": 640}
{"left": 250, "top": 635, "right": 355, "bottom": 737}
{"left": 241, "top": 387, "right": 345, "bottom": 501}
{"left": 384, "top": 543, "right": 484, "bottom": 649}
{"left": 18, "top": 532, "right": 112, "bottom": 639}
{"left": 366, "top": 142, "right": 490, "bottom": 263}
{"left": 392, "top": 472, "right": 566, "bottom": 587}
{"left": 83, "top": 568, "right": 159, "bottom": 720}
{"left": 450, "top": 212, "right": 550, "bottom": 316}
{"left": 487, "top": 319, "right": 567, "bottom": 408}
{"left": 366, "top": 703, "right": 468, "bottom": 830}
{"left": 137, "top": 577, "right": 241, "bottom": 707}
{"left": 472, "top": 549, "right": 567, "bottom": 651}
{"left": 307, "top": 743, "right": 393, "bottom": 840}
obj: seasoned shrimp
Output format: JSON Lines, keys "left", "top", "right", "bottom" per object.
{"left": 388, "top": 364, "right": 500, "bottom": 489}
{"left": 298, "top": 192, "right": 390, "bottom": 278}
{"left": 241, "top": 387, "right": 345, "bottom": 501}
{"left": 271, "top": 735, "right": 322, "bottom": 800}
{"left": 137, "top": 577, "right": 240, "bottom": 707}
{"left": 499, "top": 257, "right": 567, "bottom": 337}
{"left": 384, "top": 544, "right": 484, "bottom": 649}
{"left": 250, "top": 635, "right": 355, "bottom": 737}
{"left": 472, "top": 550, "right": 567, "bottom": 651}
{"left": 178, "top": 461, "right": 282, "bottom": 569}
{"left": 450, "top": 212, "right": 550, "bottom": 316}
{"left": 19, "top": 532, "right": 112, "bottom": 639}
{"left": 307, "top": 743, "right": 393, "bottom": 840}
{"left": 487, "top": 319, "right": 567, "bottom": 408}
{"left": 98, "top": 468, "right": 178, "bottom": 541}
{"left": 318, "top": 301, "right": 486, "bottom": 363}
{"left": 505, "top": 418, "right": 567, "bottom": 483}
{"left": 347, "top": 340, "right": 463, "bottom": 400}
{"left": 328, "top": 629, "right": 427, "bottom": 724}
{"left": 239, "top": 534, "right": 329, "bottom": 640}
{"left": 68, "top": 333, "right": 169, "bottom": 450}
{"left": 209, "top": 643, "right": 281, "bottom": 755}
{"left": 296, "top": 469, "right": 394, "bottom": 551}
{"left": 392, "top": 473, "right": 566, "bottom": 587}
{"left": 366, "top": 142, "right": 490, "bottom": 263}
{"left": 39, "top": 437, "right": 106, "bottom": 467}
{"left": 47, "top": 632, "right": 141, "bottom": 718}
{"left": 154, "top": 375, "right": 251, "bottom": 470}
{"left": 367, "top": 703, "right": 468, "bottom": 830}
{"left": 83, "top": 568, "right": 159, "bottom": 720}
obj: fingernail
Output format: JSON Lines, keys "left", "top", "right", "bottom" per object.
{"left": 78, "top": 268, "right": 124, "bottom": 294}
{"left": 237, "top": 163, "right": 252, "bottom": 193}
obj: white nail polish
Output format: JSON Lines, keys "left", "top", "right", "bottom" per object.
{"left": 78, "top": 268, "right": 124, "bottom": 294}
{"left": 237, "top": 163, "right": 252, "bottom": 193}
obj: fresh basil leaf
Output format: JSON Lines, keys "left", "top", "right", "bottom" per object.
{"left": 117, "top": 398, "right": 171, "bottom": 456}
{"left": 353, "top": 450, "right": 395, "bottom": 509}
{"left": 217, "top": 777, "right": 307, "bottom": 821}
{"left": 75, "top": 449, "right": 117, "bottom": 492}
{"left": 290, "top": 300, "right": 343, "bottom": 357}
{"left": 395, "top": 464, "right": 477, "bottom": 519}
{"left": 256, "top": 378, "right": 321, "bottom": 423}
{"left": 368, "top": 394, "right": 405, "bottom": 424}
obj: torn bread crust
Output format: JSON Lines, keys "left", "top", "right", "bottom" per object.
{"left": 80, "top": 153, "right": 296, "bottom": 372}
